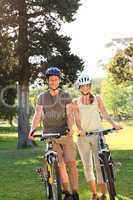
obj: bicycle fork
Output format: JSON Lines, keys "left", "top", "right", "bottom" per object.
{"left": 35, "top": 163, "right": 52, "bottom": 182}
{"left": 99, "top": 150, "right": 115, "bottom": 182}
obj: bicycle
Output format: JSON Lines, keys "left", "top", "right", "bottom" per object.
{"left": 32, "top": 130, "right": 64, "bottom": 200}
{"left": 86, "top": 128, "right": 117, "bottom": 200}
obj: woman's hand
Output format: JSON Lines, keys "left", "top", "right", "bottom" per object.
{"left": 112, "top": 124, "right": 123, "bottom": 130}
{"left": 78, "top": 129, "right": 85, "bottom": 137}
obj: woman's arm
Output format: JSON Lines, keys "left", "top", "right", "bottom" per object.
{"left": 96, "top": 96, "right": 122, "bottom": 129}
{"left": 72, "top": 101, "right": 85, "bottom": 135}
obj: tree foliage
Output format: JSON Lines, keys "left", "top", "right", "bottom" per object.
{"left": 0, "top": 32, "right": 17, "bottom": 125}
{"left": 0, "top": 0, "right": 83, "bottom": 84}
{"left": 0, "top": 88, "right": 17, "bottom": 126}
{"left": 0, "top": 32, "right": 17, "bottom": 84}
{"left": 106, "top": 43, "right": 133, "bottom": 85}
{"left": 101, "top": 76, "right": 133, "bottom": 120}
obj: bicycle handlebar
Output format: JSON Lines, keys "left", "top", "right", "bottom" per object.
{"left": 86, "top": 128, "right": 116, "bottom": 136}
{"left": 30, "top": 129, "right": 67, "bottom": 141}
{"left": 41, "top": 133, "right": 62, "bottom": 140}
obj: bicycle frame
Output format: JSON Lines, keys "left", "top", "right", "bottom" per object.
{"left": 44, "top": 140, "right": 58, "bottom": 183}
{"left": 34, "top": 132, "right": 63, "bottom": 200}
{"left": 98, "top": 133, "right": 115, "bottom": 183}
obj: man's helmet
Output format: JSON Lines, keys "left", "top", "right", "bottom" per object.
{"left": 75, "top": 73, "right": 92, "bottom": 88}
{"left": 45, "top": 67, "right": 61, "bottom": 78}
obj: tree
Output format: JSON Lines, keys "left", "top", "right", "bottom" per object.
{"left": 105, "top": 41, "right": 133, "bottom": 85}
{"left": 0, "top": 88, "right": 17, "bottom": 126}
{"left": 0, "top": 32, "right": 17, "bottom": 126}
{"left": 101, "top": 76, "right": 133, "bottom": 120}
{"left": 92, "top": 78, "right": 103, "bottom": 95}
{"left": 0, "top": 32, "right": 16, "bottom": 83}
{"left": 0, "top": 0, "right": 83, "bottom": 148}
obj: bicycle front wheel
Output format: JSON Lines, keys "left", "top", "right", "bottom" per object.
{"left": 103, "top": 153, "right": 116, "bottom": 200}
{"left": 40, "top": 166, "right": 52, "bottom": 200}
{"left": 51, "top": 159, "right": 62, "bottom": 200}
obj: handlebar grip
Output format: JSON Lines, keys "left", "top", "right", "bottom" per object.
{"left": 112, "top": 127, "right": 116, "bottom": 131}
{"left": 34, "top": 134, "right": 42, "bottom": 138}
{"left": 30, "top": 129, "right": 36, "bottom": 136}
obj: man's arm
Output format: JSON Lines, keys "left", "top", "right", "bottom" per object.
{"left": 28, "top": 105, "right": 43, "bottom": 139}
{"left": 96, "top": 96, "right": 122, "bottom": 129}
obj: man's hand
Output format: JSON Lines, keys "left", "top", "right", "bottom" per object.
{"left": 66, "top": 129, "right": 73, "bottom": 137}
{"left": 28, "top": 129, "right": 36, "bottom": 140}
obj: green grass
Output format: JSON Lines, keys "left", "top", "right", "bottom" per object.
{"left": 0, "top": 121, "right": 133, "bottom": 200}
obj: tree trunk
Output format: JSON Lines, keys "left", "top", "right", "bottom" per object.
{"left": 17, "top": 83, "right": 31, "bottom": 148}
{"left": 17, "top": 1, "right": 32, "bottom": 148}
{"left": 9, "top": 116, "right": 13, "bottom": 127}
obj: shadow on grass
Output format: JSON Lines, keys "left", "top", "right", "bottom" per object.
{"left": 0, "top": 136, "right": 17, "bottom": 150}
{"left": 0, "top": 126, "right": 17, "bottom": 133}
{"left": 0, "top": 147, "right": 44, "bottom": 200}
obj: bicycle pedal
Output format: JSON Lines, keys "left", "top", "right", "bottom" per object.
{"left": 35, "top": 167, "right": 44, "bottom": 176}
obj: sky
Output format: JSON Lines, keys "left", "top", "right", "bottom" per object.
{"left": 61, "top": 0, "right": 133, "bottom": 78}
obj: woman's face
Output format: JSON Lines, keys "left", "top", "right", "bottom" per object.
{"left": 79, "top": 84, "right": 91, "bottom": 95}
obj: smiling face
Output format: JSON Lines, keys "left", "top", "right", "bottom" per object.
{"left": 79, "top": 84, "right": 91, "bottom": 95}
{"left": 48, "top": 75, "right": 60, "bottom": 90}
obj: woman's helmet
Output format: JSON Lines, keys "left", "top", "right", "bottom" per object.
{"left": 45, "top": 67, "right": 61, "bottom": 78}
{"left": 75, "top": 73, "right": 92, "bottom": 88}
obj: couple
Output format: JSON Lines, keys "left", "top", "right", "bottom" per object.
{"left": 29, "top": 67, "right": 121, "bottom": 200}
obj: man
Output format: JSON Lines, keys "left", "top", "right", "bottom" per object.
{"left": 28, "top": 67, "right": 79, "bottom": 200}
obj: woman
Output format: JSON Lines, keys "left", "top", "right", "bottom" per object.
{"left": 73, "top": 73, "right": 122, "bottom": 200}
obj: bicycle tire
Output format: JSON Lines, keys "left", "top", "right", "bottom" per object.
{"left": 103, "top": 152, "right": 116, "bottom": 200}
{"left": 51, "top": 159, "right": 62, "bottom": 200}
{"left": 42, "top": 166, "right": 53, "bottom": 200}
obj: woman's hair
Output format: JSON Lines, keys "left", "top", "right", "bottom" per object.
{"left": 89, "top": 92, "right": 94, "bottom": 104}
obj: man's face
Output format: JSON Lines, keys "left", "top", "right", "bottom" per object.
{"left": 48, "top": 75, "right": 60, "bottom": 90}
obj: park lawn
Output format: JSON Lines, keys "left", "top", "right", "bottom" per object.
{"left": 0, "top": 121, "right": 133, "bottom": 200}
